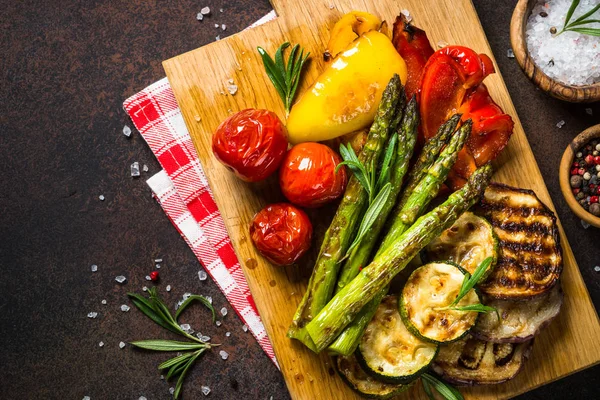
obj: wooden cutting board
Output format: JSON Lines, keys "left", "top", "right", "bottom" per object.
{"left": 163, "top": 0, "right": 600, "bottom": 398}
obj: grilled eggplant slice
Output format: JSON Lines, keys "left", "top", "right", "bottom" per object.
{"left": 357, "top": 296, "right": 438, "bottom": 383}
{"left": 336, "top": 354, "right": 413, "bottom": 399}
{"left": 400, "top": 262, "right": 480, "bottom": 343}
{"left": 431, "top": 335, "right": 533, "bottom": 385}
{"left": 473, "top": 283, "right": 562, "bottom": 343}
{"left": 476, "top": 183, "right": 562, "bottom": 299}
{"left": 424, "top": 211, "right": 498, "bottom": 277}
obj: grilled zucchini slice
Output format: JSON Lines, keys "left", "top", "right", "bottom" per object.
{"left": 336, "top": 354, "right": 413, "bottom": 399}
{"left": 424, "top": 211, "right": 497, "bottom": 278}
{"left": 356, "top": 295, "right": 438, "bottom": 383}
{"left": 431, "top": 335, "right": 533, "bottom": 385}
{"left": 400, "top": 262, "right": 480, "bottom": 343}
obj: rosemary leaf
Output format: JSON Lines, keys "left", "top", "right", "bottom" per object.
{"left": 564, "top": 0, "right": 581, "bottom": 28}
{"left": 570, "top": 27, "right": 600, "bottom": 36}
{"left": 422, "top": 373, "right": 464, "bottom": 400}
{"left": 274, "top": 42, "right": 290, "bottom": 82}
{"left": 174, "top": 351, "right": 203, "bottom": 399}
{"left": 175, "top": 294, "right": 216, "bottom": 323}
{"left": 257, "top": 47, "right": 287, "bottom": 101}
{"left": 376, "top": 134, "right": 397, "bottom": 192}
{"left": 571, "top": 4, "right": 600, "bottom": 25}
{"left": 422, "top": 378, "right": 435, "bottom": 400}
{"left": 128, "top": 293, "right": 180, "bottom": 334}
{"left": 159, "top": 352, "right": 195, "bottom": 370}
{"left": 450, "top": 257, "right": 493, "bottom": 307}
{"left": 569, "top": 18, "right": 600, "bottom": 27}
{"left": 447, "top": 304, "right": 497, "bottom": 313}
{"left": 129, "top": 339, "right": 207, "bottom": 352}
{"left": 285, "top": 44, "right": 299, "bottom": 86}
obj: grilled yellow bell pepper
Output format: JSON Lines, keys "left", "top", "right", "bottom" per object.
{"left": 286, "top": 30, "right": 407, "bottom": 144}
{"left": 326, "top": 11, "right": 382, "bottom": 59}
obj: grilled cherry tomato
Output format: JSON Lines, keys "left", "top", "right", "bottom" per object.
{"left": 279, "top": 143, "right": 347, "bottom": 208}
{"left": 250, "top": 203, "right": 313, "bottom": 265}
{"left": 212, "top": 109, "right": 288, "bottom": 182}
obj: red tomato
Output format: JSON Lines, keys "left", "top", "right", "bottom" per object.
{"left": 212, "top": 109, "right": 288, "bottom": 182}
{"left": 279, "top": 143, "right": 347, "bottom": 208}
{"left": 250, "top": 203, "right": 313, "bottom": 265}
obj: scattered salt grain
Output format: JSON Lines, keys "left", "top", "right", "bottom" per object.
{"left": 196, "top": 12, "right": 204, "bottom": 21}
{"left": 169, "top": 387, "right": 175, "bottom": 395}
{"left": 194, "top": 115, "right": 202, "bottom": 122}
{"left": 556, "top": 120, "right": 565, "bottom": 128}
{"left": 91, "top": 264, "right": 98, "bottom": 272}
{"left": 220, "top": 307, "right": 228, "bottom": 317}
{"left": 201, "top": 386, "right": 211, "bottom": 396}
{"left": 142, "top": 164, "right": 148, "bottom": 172}
{"left": 139, "top": 397, "right": 147, "bottom": 400}
{"left": 201, "top": 7, "right": 210, "bottom": 15}
{"left": 87, "top": 312, "right": 98, "bottom": 318}
{"left": 594, "top": 266, "right": 600, "bottom": 272}
{"left": 222, "top": 24, "right": 226, "bottom": 31}
{"left": 119, "top": 341, "right": 126, "bottom": 349}
{"left": 160, "top": 375, "right": 164, "bottom": 380}
{"left": 123, "top": 125, "right": 132, "bottom": 137}
{"left": 214, "top": 23, "right": 219, "bottom": 28}
{"left": 143, "top": 286, "right": 148, "bottom": 292}
{"left": 216, "top": 320, "right": 222, "bottom": 327}
{"left": 98, "top": 195, "right": 105, "bottom": 201}
{"left": 115, "top": 275, "right": 127, "bottom": 283}
{"left": 219, "top": 8, "right": 223, "bottom": 12}
{"left": 507, "top": 49, "right": 515, "bottom": 58}
{"left": 329, "top": 4, "right": 335, "bottom": 9}
{"left": 83, "top": 397, "right": 91, "bottom": 400}
{"left": 219, "top": 350, "right": 229, "bottom": 360}
{"left": 155, "top": 258, "right": 163, "bottom": 263}
{"left": 121, "top": 304, "right": 130, "bottom": 312}
{"left": 99, "top": 341, "right": 104, "bottom": 347}
{"left": 227, "top": 84, "right": 238, "bottom": 95}
{"left": 180, "top": 323, "right": 192, "bottom": 331}
{"left": 581, "top": 219, "right": 591, "bottom": 229}
{"left": 198, "top": 270, "right": 208, "bottom": 281}
{"left": 215, "top": 35, "right": 221, "bottom": 41}
{"left": 166, "top": 285, "right": 172, "bottom": 292}
{"left": 225, "top": 331, "right": 231, "bottom": 337}
{"left": 242, "top": 324, "right": 248, "bottom": 332}
{"left": 206, "top": 296, "right": 212, "bottom": 304}
{"left": 145, "top": 275, "right": 152, "bottom": 281}
{"left": 437, "top": 40, "right": 448, "bottom": 48}
{"left": 586, "top": 108, "right": 593, "bottom": 115}
{"left": 155, "top": 264, "right": 161, "bottom": 269}
{"left": 198, "top": 334, "right": 211, "bottom": 342}
{"left": 101, "top": 299, "right": 107, "bottom": 305}
{"left": 183, "top": 292, "right": 192, "bottom": 300}
{"left": 400, "top": 9, "right": 412, "bottom": 23}
{"left": 131, "top": 162, "right": 140, "bottom": 177}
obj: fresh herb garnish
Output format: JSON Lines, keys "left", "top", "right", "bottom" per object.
{"left": 557, "top": 0, "right": 600, "bottom": 36}
{"left": 336, "top": 138, "right": 397, "bottom": 257}
{"left": 257, "top": 42, "right": 310, "bottom": 114}
{"left": 127, "top": 288, "right": 218, "bottom": 399}
{"left": 436, "top": 257, "right": 497, "bottom": 314}
{"left": 422, "top": 373, "right": 464, "bottom": 400}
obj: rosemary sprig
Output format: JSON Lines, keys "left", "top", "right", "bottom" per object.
{"left": 257, "top": 42, "right": 310, "bottom": 114}
{"left": 558, "top": 0, "right": 600, "bottom": 36}
{"left": 127, "top": 288, "right": 218, "bottom": 399}
{"left": 435, "top": 257, "right": 497, "bottom": 314}
{"left": 422, "top": 373, "right": 464, "bottom": 400}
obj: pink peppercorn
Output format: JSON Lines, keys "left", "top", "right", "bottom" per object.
{"left": 585, "top": 155, "right": 594, "bottom": 165}
{"left": 578, "top": 168, "right": 586, "bottom": 175}
{"left": 591, "top": 196, "right": 599, "bottom": 204}
{"left": 573, "top": 188, "right": 581, "bottom": 194}
{"left": 571, "top": 168, "right": 579, "bottom": 175}
{"left": 595, "top": 156, "right": 600, "bottom": 164}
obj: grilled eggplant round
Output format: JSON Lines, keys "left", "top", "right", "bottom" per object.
{"left": 424, "top": 211, "right": 497, "bottom": 278}
{"left": 336, "top": 354, "right": 414, "bottom": 399}
{"left": 476, "top": 183, "right": 562, "bottom": 299}
{"left": 357, "top": 295, "right": 438, "bottom": 383}
{"left": 473, "top": 283, "right": 562, "bottom": 343}
{"left": 431, "top": 335, "right": 533, "bottom": 385}
{"left": 400, "top": 262, "right": 480, "bottom": 343}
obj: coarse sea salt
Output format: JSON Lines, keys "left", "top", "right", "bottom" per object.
{"left": 131, "top": 162, "right": 140, "bottom": 177}
{"left": 87, "top": 312, "right": 98, "bottom": 318}
{"left": 99, "top": 341, "right": 104, "bottom": 347}
{"left": 198, "top": 270, "right": 208, "bottom": 281}
{"left": 166, "top": 284, "right": 172, "bottom": 292}
{"left": 201, "top": 385, "right": 211, "bottom": 396}
{"left": 123, "top": 125, "right": 132, "bottom": 137}
{"left": 83, "top": 396, "right": 91, "bottom": 400}
{"left": 121, "top": 304, "right": 130, "bottom": 312}
{"left": 220, "top": 307, "right": 228, "bottom": 316}
{"left": 115, "top": 275, "right": 127, "bottom": 284}
{"left": 119, "top": 341, "right": 126, "bottom": 349}
{"left": 91, "top": 264, "right": 98, "bottom": 272}
{"left": 526, "top": 0, "right": 600, "bottom": 86}
{"left": 219, "top": 350, "right": 229, "bottom": 360}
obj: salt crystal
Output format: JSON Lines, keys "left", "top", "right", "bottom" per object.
{"left": 155, "top": 264, "right": 160, "bottom": 269}
{"left": 594, "top": 266, "right": 600, "bottom": 272}
{"left": 196, "top": 12, "right": 204, "bottom": 21}
{"left": 201, "top": 6, "right": 210, "bottom": 15}
{"left": 183, "top": 292, "right": 192, "bottom": 300}
{"left": 101, "top": 299, "right": 107, "bottom": 305}
{"left": 198, "top": 270, "right": 208, "bottom": 281}
{"left": 145, "top": 275, "right": 152, "bottom": 281}
{"left": 556, "top": 120, "right": 565, "bottom": 128}
{"left": 215, "top": 35, "right": 221, "bottom": 41}
{"left": 227, "top": 84, "right": 238, "bottom": 95}
{"left": 121, "top": 304, "right": 130, "bottom": 312}
{"left": 507, "top": 49, "right": 515, "bottom": 58}
{"left": 180, "top": 323, "right": 191, "bottom": 331}
{"left": 201, "top": 386, "right": 211, "bottom": 396}
{"left": 219, "top": 350, "right": 229, "bottom": 360}
{"left": 160, "top": 375, "right": 164, "bottom": 380}
{"left": 194, "top": 115, "right": 202, "bottom": 122}
{"left": 225, "top": 331, "right": 231, "bottom": 337}
{"left": 222, "top": 24, "right": 226, "bottom": 31}
{"left": 155, "top": 258, "right": 163, "bottom": 263}
{"left": 169, "top": 387, "right": 175, "bottom": 395}
{"left": 586, "top": 108, "right": 593, "bottom": 115}
{"left": 142, "top": 164, "right": 148, "bottom": 172}
{"left": 216, "top": 320, "right": 222, "bottom": 327}
{"left": 242, "top": 324, "right": 248, "bottom": 332}
{"left": 123, "top": 125, "right": 132, "bottom": 137}
{"left": 98, "top": 195, "right": 105, "bottom": 201}
{"left": 87, "top": 312, "right": 98, "bottom": 318}
{"left": 214, "top": 23, "right": 219, "bottom": 28}
{"left": 400, "top": 9, "right": 412, "bottom": 23}
{"left": 83, "top": 397, "right": 91, "bottom": 400}
{"left": 329, "top": 4, "right": 334, "bottom": 9}
{"left": 200, "top": 335, "right": 211, "bottom": 342}
{"left": 91, "top": 264, "right": 98, "bottom": 272}
{"left": 131, "top": 162, "right": 140, "bottom": 177}
{"left": 119, "top": 341, "right": 126, "bottom": 349}
{"left": 219, "top": 8, "right": 223, "bottom": 12}
{"left": 437, "top": 40, "right": 448, "bottom": 48}
{"left": 166, "top": 285, "right": 172, "bottom": 292}
{"left": 143, "top": 286, "right": 148, "bottom": 291}
{"left": 98, "top": 341, "right": 104, "bottom": 347}
{"left": 581, "top": 219, "right": 590, "bottom": 229}
{"left": 115, "top": 275, "right": 126, "bottom": 283}
{"left": 220, "top": 307, "right": 228, "bottom": 316}
{"left": 139, "top": 397, "right": 147, "bottom": 400}
{"left": 206, "top": 296, "right": 212, "bottom": 304}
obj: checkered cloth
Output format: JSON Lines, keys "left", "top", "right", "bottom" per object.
{"left": 123, "top": 10, "right": 278, "bottom": 367}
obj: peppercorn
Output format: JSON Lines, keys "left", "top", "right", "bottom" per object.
{"left": 577, "top": 192, "right": 586, "bottom": 200}
{"left": 550, "top": 26, "right": 557, "bottom": 34}
{"left": 583, "top": 172, "right": 592, "bottom": 180}
{"left": 583, "top": 186, "right": 591, "bottom": 194}
{"left": 150, "top": 271, "right": 160, "bottom": 282}
{"left": 570, "top": 175, "right": 583, "bottom": 188}
{"left": 591, "top": 196, "right": 599, "bottom": 204}
{"left": 585, "top": 155, "right": 594, "bottom": 165}
{"left": 540, "top": 11, "right": 548, "bottom": 17}
{"left": 590, "top": 203, "right": 600, "bottom": 217}
{"left": 578, "top": 168, "right": 586, "bottom": 175}
{"left": 595, "top": 156, "right": 600, "bottom": 164}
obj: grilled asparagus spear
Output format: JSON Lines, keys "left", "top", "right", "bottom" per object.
{"left": 335, "top": 96, "right": 419, "bottom": 294}
{"left": 287, "top": 75, "right": 403, "bottom": 350}
{"left": 328, "top": 120, "right": 472, "bottom": 355}
{"left": 306, "top": 164, "right": 493, "bottom": 352}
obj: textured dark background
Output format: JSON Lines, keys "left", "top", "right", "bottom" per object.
{"left": 0, "top": 0, "right": 598, "bottom": 399}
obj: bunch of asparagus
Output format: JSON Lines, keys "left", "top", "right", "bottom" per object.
{"left": 288, "top": 75, "right": 493, "bottom": 354}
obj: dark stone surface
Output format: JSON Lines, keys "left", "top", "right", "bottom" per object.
{"left": 0, "top": 0, "right": 598, "bottom": 399}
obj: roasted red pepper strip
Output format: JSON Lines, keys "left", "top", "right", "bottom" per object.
{"left": 392, "top": 14, "right": 434, "bottom": 100}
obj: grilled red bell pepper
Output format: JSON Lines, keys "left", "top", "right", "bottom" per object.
{"left": 392, "top": 14, "right": 434, "bottom": 100}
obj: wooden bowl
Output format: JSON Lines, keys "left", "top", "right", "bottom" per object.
{"left": 510, "top": 0, "right": 600, "bottom": 103}
{"left": 559, "top": 124, "right": 600, "bottom": 228}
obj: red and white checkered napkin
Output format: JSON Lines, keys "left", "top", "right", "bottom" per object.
{"left": 122, "top": 10, "right": 278, "bottom": 367}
